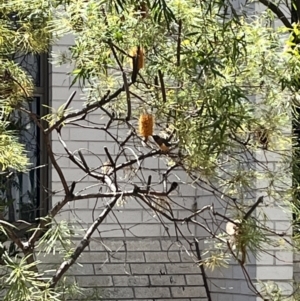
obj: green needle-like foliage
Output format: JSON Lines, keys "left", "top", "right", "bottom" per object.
{"left": 0, "top": 0, "right": 300, "bottom": 300}
{"left": 52, "top": 0, "right": 293, "bottom": 184}
{"left": 0, "top": 122, "right": 28, "bottom": 171}
{"left": 0, "top": 0, "right": 57, "bottom": 172}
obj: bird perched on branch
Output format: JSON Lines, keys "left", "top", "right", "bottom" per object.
{"left": 152, "top": 135, "right": 172, "bottom": 152}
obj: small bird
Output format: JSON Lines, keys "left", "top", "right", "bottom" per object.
{"left": 152, "top": 135, "right": 172, "bottom": 152}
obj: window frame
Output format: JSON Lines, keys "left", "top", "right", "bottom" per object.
{"left": 8, "top": 52, "right": 50, "bottom": 223}
{"left": 34, "top": 52, "right": 50, "bottom": 219}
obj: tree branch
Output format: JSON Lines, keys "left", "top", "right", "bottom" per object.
{"left": 19, "top": 107, "right": 69, "bottom": 194}
{"left": 258, "top": 0, "right": 292, "bottom": 28}
{"left": 49, "top": 196, "right": 119, "bottom": 288}
{"left": 44, "top": 132, "right": 70, "bottom": 194}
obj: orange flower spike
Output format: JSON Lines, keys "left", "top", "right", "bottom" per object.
{"left": 137, "top": 46, "right": 145, "bottom": 70}
{"left": 131, "top": 46, "right": 145, "bottom": 70}
{"left": 139, "top": 113, "right": 154, "bottom": 142}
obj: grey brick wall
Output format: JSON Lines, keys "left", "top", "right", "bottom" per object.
{"left": 86, "top": 238, "right": 206, "bottom": 300}
{"left": 294, "top": 253, "right": 300, "bottom": 287}
{"left": 49, "top": 18, "right": 294, "bottom": 300}
{"left": 38, "top": 238, "right": 207, "bottom": 300}
{"left": 49, "top": 35, "right": 209, "bottom": 300}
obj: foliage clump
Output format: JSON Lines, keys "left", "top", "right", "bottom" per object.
{"left": 0, "top": 0, "right": 300, "bottom": 300}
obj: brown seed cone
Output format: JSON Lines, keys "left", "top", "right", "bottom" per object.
{"left": 131, "top": 46, "right": 145, "bottom": 70}
{"left": 139, "top": 113, "right": 154, "bottom": 140}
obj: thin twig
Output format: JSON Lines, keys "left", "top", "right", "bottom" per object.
{"left": 177, "top": 19, "right": 182, "bottom": 67}
{"left": 63, "top": 91, "right": 77, "bottom": 111}
{"left": 158, "top": 70, "right": 166, "bottom": 103}
{"left": 123, "top": 72, "right": 131, "bottom": 121}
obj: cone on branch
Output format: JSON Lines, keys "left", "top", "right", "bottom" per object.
{"left": 139, "top": 113, "right": 154, "bottom": 142}
{"left": 131, "top": 46, "right": 145, "bottom": 70}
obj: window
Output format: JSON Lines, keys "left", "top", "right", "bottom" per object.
{"left": 291, "top": 5, "right": 300, "bottom": 229}
{"left": 1, "top": 53, "right": 49, "bottom": 223}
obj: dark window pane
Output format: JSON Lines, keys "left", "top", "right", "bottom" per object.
{"left": 14, "top": 53, "right": 41, "bottom": 87}
{"left": 17, "top": 97, "right": 40, "bottom": 222}
{"left": 1, "top": 97, "right": 42, "bottom": 223}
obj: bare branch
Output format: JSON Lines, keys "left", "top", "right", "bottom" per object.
{"left": 63, "top": 91, "right": 77, "bottom": 111}
{"left": 49, "top": 196, "right": 120, "bottom": 288}
{"left": 146, "top": 175, "right": 152, "bottom": 193}
{"left": 158, "top": 70, "right": 166, "bottom": 103}
{"left": 258, "top": 0, "right": 292, "bottom": 28}
{"left": 104, "top": 147, "right": 115, "bottom": 167}
{"left": 243, "top": 196, "right": 264, "bottom": 221}
{"left": 78, "top": 151, "right": 89, "bottom": 171}
{"left": 45, "top": 89, "right": 113, "bottom": 133}
{"left": 177, "top": 19, "right": 182, "bottom": 67}
{"left": 44, "top": 131, "right": 70, "bottom": 194}
{"left": 123, "top": 72, "right": 131, "bottom": 121}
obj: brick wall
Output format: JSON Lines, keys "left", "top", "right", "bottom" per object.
{"left": 38, "top": 238, "right": 208, "bottom": 300}
{"left": 84, "top": 238, "right": 206, "bottom": 300}
{"left": 207, "top": 2, "right": 294, "bottom": 300}
{"left": 49, "top": 34, "right": 210, "bottom": 300}
{"left": 49, "top": 21, "right": 294, "bottom": 300}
